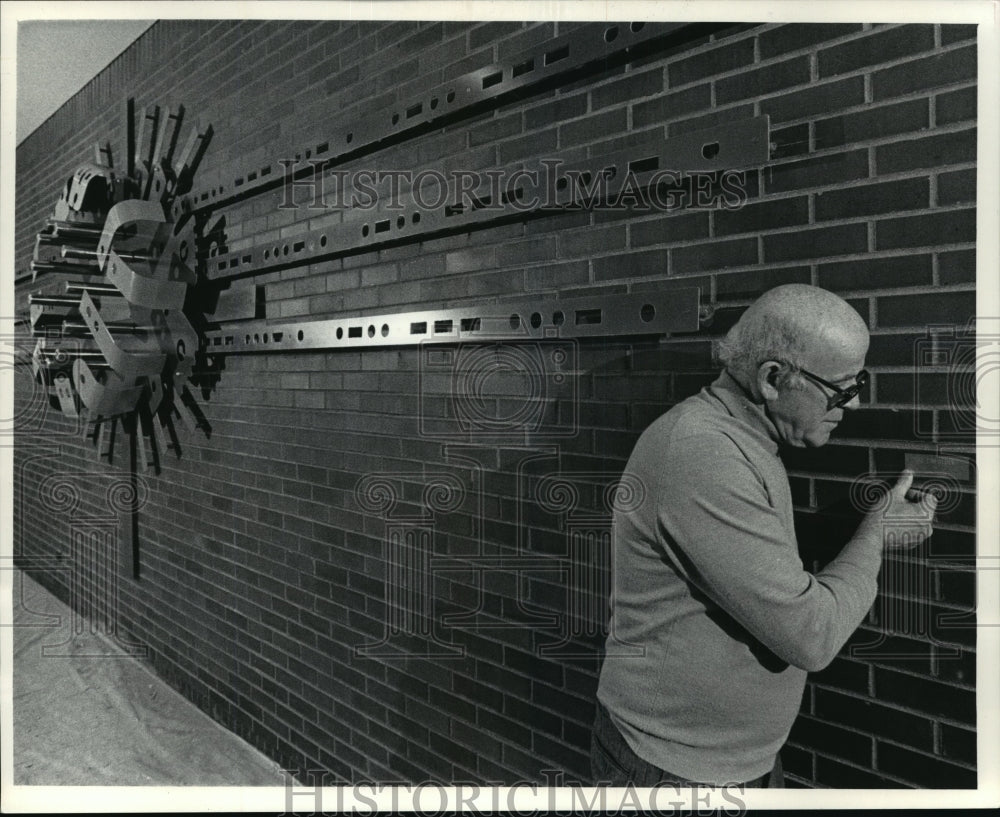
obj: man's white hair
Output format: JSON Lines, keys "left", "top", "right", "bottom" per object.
{"left": 717, "top": 284, "right": 866, "bottom": 387}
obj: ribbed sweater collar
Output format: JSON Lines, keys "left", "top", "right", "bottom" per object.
{"left": 705, "top": 369, "right": 781, "bottom": 456}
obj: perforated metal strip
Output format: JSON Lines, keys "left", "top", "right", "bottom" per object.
{"left": 177, "top": 21, "right": 728, "bottom": 215}
{"left": 204, "top": 288, "right": 701, "bottom": 353}
{"left": 207, "top": 116, "right": 769, "bottom": 282}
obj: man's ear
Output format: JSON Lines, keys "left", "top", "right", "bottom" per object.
{"left": 757, "top": 361, "right": 782, "bottom": 402}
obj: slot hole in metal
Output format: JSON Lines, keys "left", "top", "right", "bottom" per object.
{"left": 545, "top": 45, "right": 569, "bottom": 66}
{"left": 513, "top": 58, "right": 534, "bottom": 78}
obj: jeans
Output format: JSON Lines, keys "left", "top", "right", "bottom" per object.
{"left": 590, "top": 702, "right": 784, "bottom": 788}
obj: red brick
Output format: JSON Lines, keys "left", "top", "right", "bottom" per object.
{"left": 671, "top": 237, "right": 758, "bottom": 274}
{"left": 667, "top": 37, "right": 755, "bottom": 87}
{"left": 818, "top": 25, "right": 936, "bottom": 78}
{"left": 790, "top": 715, "right": 873, "bottom": 761}
{"left": 941, "top": 24, "right": 977, "bottom": 46}
{"left": 938, "top": 168, "right": 975, "bottom": 207}
{"left": 780, "top": 744, "right": 814, "bottom": 781}
{"left": 715, "top": 266, "right": 811, "bottom": 301}
{"left": 469, "top": 111, "right": 524, "bottom": 147}
{"left": 593, "top": 249, "right": 668, "bottom": 281}
{"left": 936, "top": 86, "right": 977, "bottom": 126}
{"left": 557, "top": 223, "right": 628, "bottom": 257}
{"left": 938, "top": 249, "right": 975, "bottom": 285}
{"left": 818, "top": 255, "right": 933, "bottom": 292}
{"left": 633, "top": 83, "right": 711, "bottom": 129}
{"left": 591, "top": 68, "right": 664, "bottom": 110}
{"left": 782, "top": 444, "right": 875, "bottom": 476}
{"left": 815, "top": 756, "right": 896, "bottom": 788}
{"left": 876, "top": 742, "right": 976, "bottom": 788}
{"left": 469, "top": 20, "right": 522, "bottom": 50}
{"left": 936, "top": 410, "right": 977, "bottom": 444}
{"left": 715, "top": 56, "right": 811, "bottom": 104}
{"left": 496, "top": 22, "right": 555, "bottom": 62}
{"left": 875, "top": 209, "right": 975, "bottom": 251}
{"left": 758, "top": 23, "right": 864, "bottom": 59}
{"left": 926, "top": 529, "right": 975, "bottom": 560}
{"left": 937, "top": 567, "right": 976, "bottom": 604}
{"left": 714, "top": 196, "right": 809, "bottom": 236}
{"left": 497, "top": 127, "right": 558, "bottom": 164}
{"left": 496, "top": 237, "right": 557, "bottom": 267}
{"left": 763, "top": 223, "right": 868, "bottom": 263}
{"left": 873, "top": 666, "right": 975, "bottom": 723}
{"left": 559, "top": 108, "right": 628, "bottom": 149}
{"left": 761, "top": 76, "right": 866, "bottom": 124}
{"left": 873, "top": 45, "right": 977, "bottom": 101}
{"left": 629, "top": 212, "right": 710, "bottom": 247}
{"left": 766, "top": 149, "right": 869, "bottom": 194}
{"left": 811, "top": 656, "right": 870, "bottom": 695}
{"left": 836, "top": 407, "right": 931, "bottom": 441}
{"left": 876, "top": 129, "right": 977, "bottom": 175}
{"left": 669, "top": 103, "right": 759, "bottom": 139}
{"left": 939, "top": 723, "right": 977, "bottom": 765}
{"left": 524, "top": 92, "right": 589, "bottom": 130}
{"left": 816, "top": 178, "right": 929, "bottom": 221}
{"left": 445, "top": 247, "right": 497, "bottom": 274}
{"left": 524, "top": 260, "right": 590, "bottom": 290}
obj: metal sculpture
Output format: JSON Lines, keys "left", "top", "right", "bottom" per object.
{"left": 28, "top": 101, "right": 212, "bottom": 470}
{"left": 24, "top": 22, "right": 775, "bottom": 473}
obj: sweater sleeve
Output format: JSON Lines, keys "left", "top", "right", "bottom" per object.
{"left": 657, "top": 431, "right": 882, "bottom": 673}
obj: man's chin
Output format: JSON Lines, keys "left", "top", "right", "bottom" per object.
{"left": 806, "top": 425, "right": 837, "bottom": 447}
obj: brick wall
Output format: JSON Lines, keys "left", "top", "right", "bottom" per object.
{"left": 13, "top": 20, "right": 977, "bottom": 787}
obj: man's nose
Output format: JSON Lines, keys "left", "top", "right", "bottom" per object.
{"left": 843, "top": 392, "right": 863, "bottom": 411}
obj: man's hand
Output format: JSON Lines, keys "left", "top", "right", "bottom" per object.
{"left": 859, "top": 470, "right": 938, "bottom": 551}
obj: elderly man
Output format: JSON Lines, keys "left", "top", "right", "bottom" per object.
{"left": 592, "top": 284, "right": 936, "bottom": 787}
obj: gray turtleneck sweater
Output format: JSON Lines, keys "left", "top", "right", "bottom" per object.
{"left": 596, "top": 370, "right": 882, "bottom": 784}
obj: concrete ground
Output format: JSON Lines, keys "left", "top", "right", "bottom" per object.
{"left": 12, "top": 569, "right": 287, "bottom": 786}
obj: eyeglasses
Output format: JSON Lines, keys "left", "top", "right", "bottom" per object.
{"left": 797, "top": 368, "right": 869, "bottom": 410}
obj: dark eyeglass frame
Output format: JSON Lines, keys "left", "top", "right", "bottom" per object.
{"left": 797, "top": 367, "right": 869, "bottom": 410}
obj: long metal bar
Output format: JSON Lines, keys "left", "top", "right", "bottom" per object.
{"left": 207, "top": 116, "right": 768, "bottom": 282}
{"left": 64, "top": 280, "right": 126, "bottom": 296}
{"left": 179, "top": 21, "right": 728, "bottom": 214}
{"left": 31, "top": 261, "right": 101, "bottom": 277}
{"left": 205, "top": 288, "right": 700, "bottom": 353}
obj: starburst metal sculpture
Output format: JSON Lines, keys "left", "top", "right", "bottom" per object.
{"left": 27, "top": 100, "right": 213, "bottom": 472}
